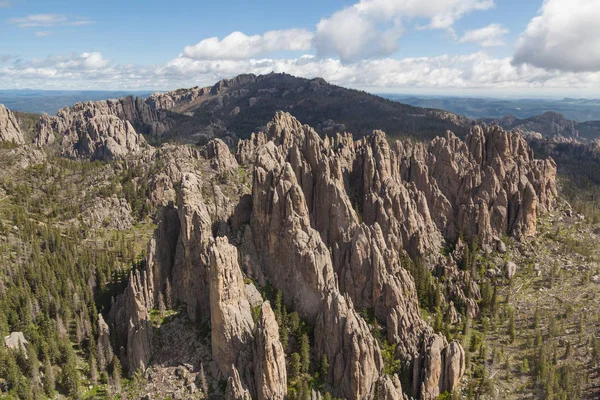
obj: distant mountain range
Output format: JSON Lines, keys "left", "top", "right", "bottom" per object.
{"left": 382, "top": 94, "right": 600, "bottom": 122}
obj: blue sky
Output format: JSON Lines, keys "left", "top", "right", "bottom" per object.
{"left": 1, "top": 0, "right": 599, "bottom": 96}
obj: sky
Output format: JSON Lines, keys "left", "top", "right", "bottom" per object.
{"left": 1, "top": 0, "right": 599, "bottom": 96}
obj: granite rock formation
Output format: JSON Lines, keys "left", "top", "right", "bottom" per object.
{"left": 107, "top": 111, "right": 555, "bottom": 399}
{"left": 0, "top": 105, "right": 24, "bottom": 145}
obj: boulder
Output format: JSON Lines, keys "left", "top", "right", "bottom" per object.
{"left": 506, "top": 261, "right": 518, "bottom": 279}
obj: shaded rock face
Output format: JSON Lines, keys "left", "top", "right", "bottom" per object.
{"left": 0, "top": 105, "right": 24, "bottom": 145}
{"left": 108, "top": 266, "right": 154, "bottom": 375}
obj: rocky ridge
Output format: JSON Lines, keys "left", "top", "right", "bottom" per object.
{"left": 145, "top": 72, "right": 473, "bottom": 141}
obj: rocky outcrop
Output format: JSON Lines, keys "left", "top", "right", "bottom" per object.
{"left": 413, "top": 336, "right": 466, "bottom": 399}
{"left": 97, "top": 314, "right": 114, "bottom": 368}
{"left": 36, "top": 100, "right": 149, "bottom": 160}
{"left": 202, "top": 138, "right": 238, "bottom": 175}
{"left": 146, "top": 86, "right": 212, "bottom": 112}
{"left": 225, "top": 366, "right": 252, "bottom": 400}
{"left": 253, "top": 301, "right": 287, "bottom": 400}
{"left": 250, "top": 140, "right": 337, "bottom": 322}
{"left": 34, "top": 96, "right": 176, "bottom": 159}
{"left": 208, "top": 237, "right": 255, "bottom": 380}
{"left": 78, "top": 196, "right": 134, "bottom": 230}
{"left": 0, "top": 105, "right": 24, "bottom": 145}
{"left": 484, "top": 111, "right": 579, "bottom": 138}
{"left": 146, "top": 74, "right": 259, "bottom": 114}
{"left": 3, "top": 332, "right": 28, "bottom": 352}
{"left": 315, "top": 292, "right": 384, "bottom": 399}
{"left": 394, "top": 125, "right": 556, "bottom": 245}
{"left": 109, "top": 266, "right": 154, "bottom": 375}
{"left": 62, "top": 114, "right": 146, "bottom": 160}
{"left": 378, "top": 374, "right": 404, "bottom": 400}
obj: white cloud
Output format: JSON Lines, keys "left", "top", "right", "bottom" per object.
{"left": 513, "top": 0, "right": 600, "bottom": 72}
{"left": 182, "top": 29, "right": 314, "bottom": 60}
{"left": 35, "top": 31, "right": 52, "bottom": 37}
{"left": 8, "top": 14, "right": 92, "bottom": 28}
{"left": 314, "top": 0, "right": 495, "bottom": 61}
{"left": 7, "top": 49, "right": 595, "bottom": 94}
{"left": 178, "top": 0, "right": 494, "bottom": 63}
{"left": 314, "top": 7, "right": 403, "bottom": 62}
{"left": 157, "top": 52, "right": 600, "bottom": 92}
{"left": 459, "top": 24, "right": 508, "bottom": 47}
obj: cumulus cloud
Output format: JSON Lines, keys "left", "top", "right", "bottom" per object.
{"left": 513, "top": 0, "right": 600, "bottom": 72}
{"left": 35, "top": 31, "right": 52, "bottom": 37}
{"left": 314, "top": 0, "right": 495, "bottom": 61}
{"left": 7, "top": 48, "right": 596, "bottom": 94}
{"left": 158, "top": 52, "right": 600, "bottom": 92}
{"left": 178, "top": 0, "right": 495, "bottom": 63}
{"left": 8, "top": 14, "right": 92, "bottom": 27}
{"left": 459, "top": 24, "right": 508, "bottom": 47}
{"left": 182, "top": 29, "right": 314, "bottom": 60}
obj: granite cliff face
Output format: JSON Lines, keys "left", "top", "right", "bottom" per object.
{"left": 35, "top": 99, "right": 153, "bottom": 160}
{"left": 107, "top": 111, "right": 556, "bottom": 399}
{"left": 0, "top": 104, "right": 24, "bottom": 145}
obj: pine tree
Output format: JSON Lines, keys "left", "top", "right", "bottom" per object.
{"left": 287, "top": 312, "right": 300, "bottom": 336}
{"left": 508, "top": 307, "right": 516, "bottom": 344}
{"left": 290, "top": 352, "right": 301, "bottom": 379}
{"left": 90, "top": 354, "right": 98, "bottom": 385}
{"left": 280, "top": 324, "right": 289, "bottom": 351}
{"left": 274, "top": 290, "right": 283, "bottom": 326}
{"left": 300, "top": 379, "right": 310, "bottom": 400}
{"left": 59, "top": 354, "right": 79, "bottom": 397}
{"left": 110, "top": 355, "right": 122, "bottom": 393}
{"left": 42, "top": 357, "right": 55, "bottom": 396}
{"left": 300, "top": 333, "right": 310, "bottom": 374}
{"left": 320, "top": 355, "right": 329, "bottom": 382}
